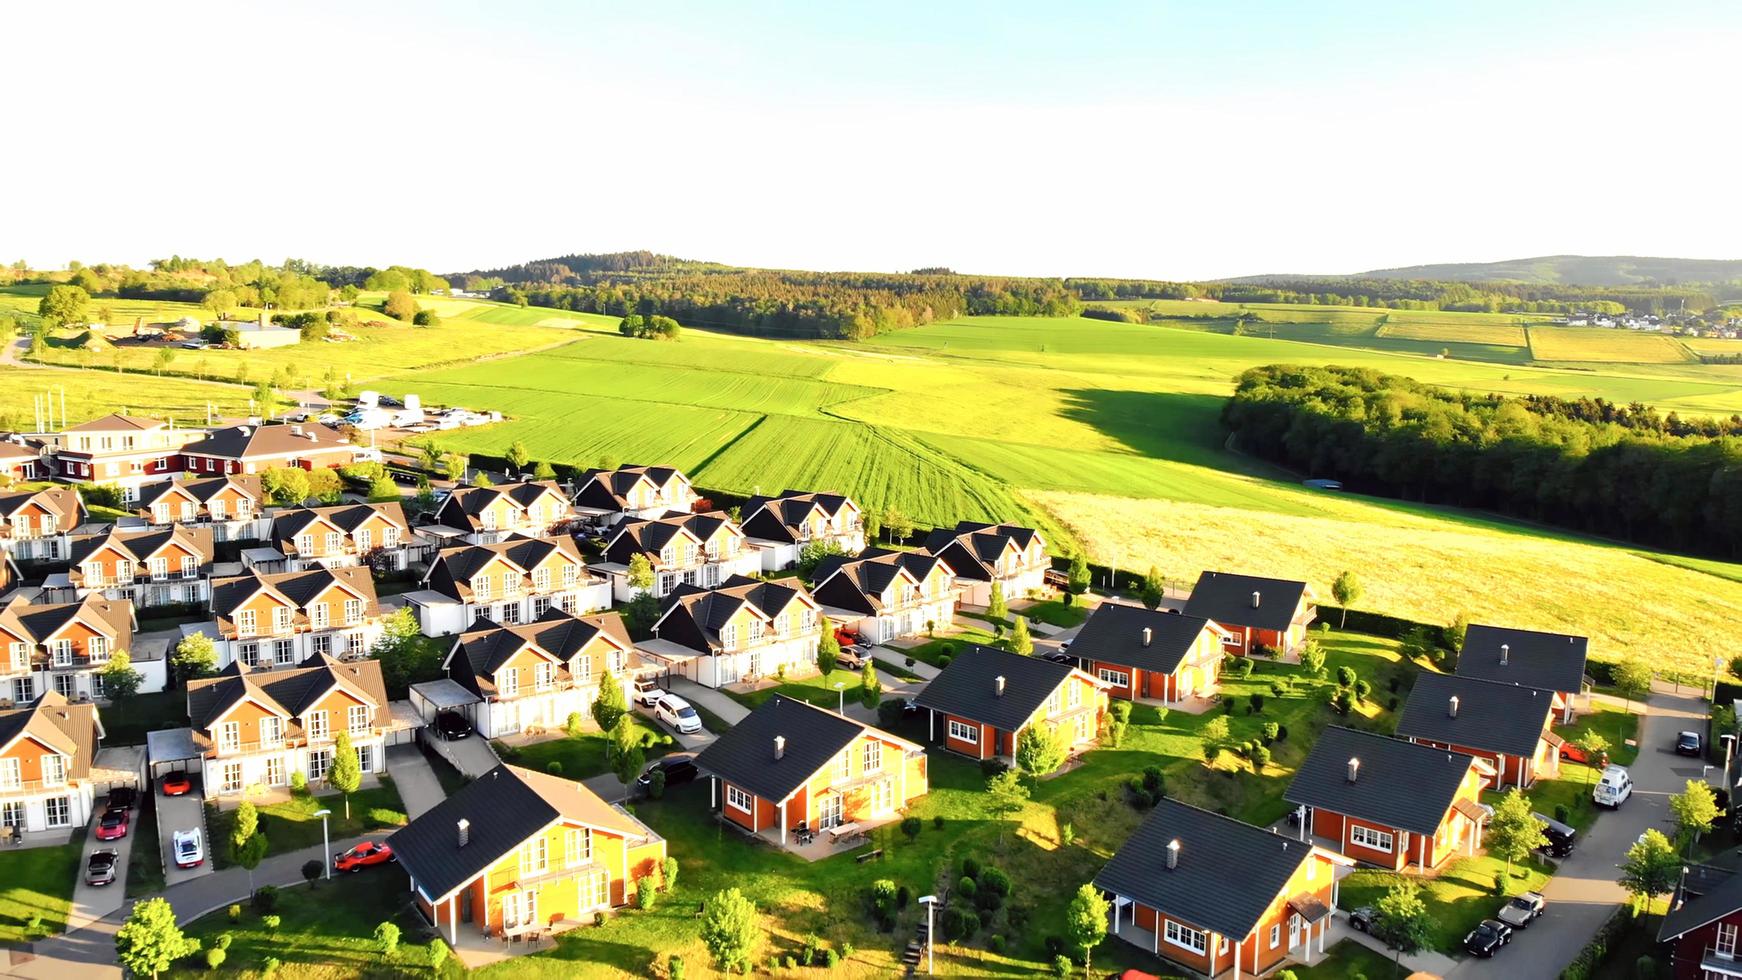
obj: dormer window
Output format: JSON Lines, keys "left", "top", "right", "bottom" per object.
{"left": 148, "top": 557, "right": 168, "bottom": 579}
{"left": 311, "top": 603, "right": 330, "bottom": 629}
{"left": 210, "top": 499, "right": 226, "bottom": 520}
{"left": 237, "top": 609, "right": 257, "bottom": 636}
{"left": 356, "top": 528, "right": 372, "bottom": 551}
{"left": 152, "top": 504, "right": 170, "bottom": 523}
{"left": 535, "top": 663, "right": 554, "bottom": 691}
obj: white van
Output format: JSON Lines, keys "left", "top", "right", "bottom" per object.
{"left": 1593, "top": 765, "right": 1633, "bottom": 808}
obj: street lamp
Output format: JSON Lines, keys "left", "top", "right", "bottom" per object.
{"left": 313, "top": 809, "right": 332, "bottom": 880}
{"left": 918, "top": 895, "right": 937, "bottom": 974}
{"left": 834, "top": 682, "right": 846, "bottom": 714}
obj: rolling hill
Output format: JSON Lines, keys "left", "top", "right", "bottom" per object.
{"left": 1353, "top": 254, "right": 1742, "bottom": 286}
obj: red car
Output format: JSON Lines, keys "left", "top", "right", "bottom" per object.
{"left": 95, "top": 808, "right": 129, "bottom": 841}
{"left": 833, "top": 626, "right": 860, "bottom": 647}
{"left": 161, "top": 772, "right": 193, "bottom": 797}
{"left": 334, "top": 841, "right": 395, "bottom": 873}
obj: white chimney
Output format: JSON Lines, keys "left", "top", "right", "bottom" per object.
{"left": 1346, "top": 757, "right": 1359, "bottom": 783}
{"left": 1165, "top": 838, "right": 1180, "bottom": 870}
{"left": 1251, "top": 591, "right": 1262, "bottom": 609}
{"left": 774, "top": 735, "right": 786, "bottom": 760}
{"left": 457, "top": 818, "right": 470, "bottom": 847}
{"left": 1448, "top": 695, "right": 1460, "bottom": 718}
{"left": 1499, "top": 643, "right": 1509, "bottom": 666}
{"left": 1141, "top": 627, "right": 1152, "bottom": 647}
{"left": 995, "top": 675, "right": 1006, "bottom": 697}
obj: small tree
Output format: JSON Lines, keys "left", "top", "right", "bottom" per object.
{"left": 816, "top": 618, "right": 840, "bottom": 678}
{"left": 329, "top": 730, "right": 362, "bottom": 819}
{"left": 863, "top": 512, "right": 881, "bottom": 544}
{"left": 171, "top": 633, "right": 218, "bottom": 683}
{"left": 442, "top": 452, "right": 468, "bottom": 484}
{"left": 700, "top": 888, "right": 760, "bottom": 973}
{"left": 383, "top": 290, "right": 418, "bottom": 321}
{"left": 626, "top": 553, "right": 655, "bottom": 593}
{"left": 1671, "top": 779, "right": 1720, "bottom": 851}
{"left": 1066, "top": 552, "right": 1091, "bottom": 600}
{"left": 1575, "top": 731, "right": 1611, "bottom": 787}
{"left": 234, "top": 832, "right": 269, "bottom": 895}
{"left": 1009, "top": 615, "right": 1033, "bottom": 655}
{"left": 1331, "top": 570, "right": 1360, "bottom": 628}
{"left": 1299, "top": 640, "right": 1325, "bottom": 677}
{"left": 301, "top": 859, "right": 322, "bottom": 888}
{"left": 98, "top": 649, "right": 143, "bottom": 701}
{"left": 880, "top": 506, "right": 913, "bottom": 543}
{"left": 987, "top": 580, "right": 1007, "bottom": 622}
{"left": 985, "top": 770, "right": 1030, "bottom": 840}
{"left": 592, "top": 669, "right": 628, "bottom": 732}
{"left": 1201, "top": 715, "right": 1231, "bottom": 755}
{"left": 1615, "top": 658, "right": 1653, "bottom": 715}
{"left": 1620, "top": 829, "right": 1681, "bottom": 911}
{"left": 366, "top": 475, "right": 400, "bottom": 502}
{"left": 115, "top": 897, "right": 198, "bottom": 979}
{"left": 858, "top": 659, "right": 882, "bottom": 710}
{"left": 1486, "top": 788, "right": 1547, "bottom": 885}
{"left": 609, "top": 715, "right": 646, "bottom": 785}
{"left": 375, "top": 921, "right": 400, "bottom": 955}
{"left": 1445, "top": 612, "right": 1469, "bottom": 652}
{"left": 1015, "top": 724, "right": 1069, "bottom": 778}
{"left": 1372, "top": 878, "right": 1432, "bottom": 970}
{"left": 1064, "top": 883, "right": 1109, "bottom": 976}
{"left": 531, "top": 459, "right": 557, "bottom": 481}
{"left": 506, "top": 440, "right": 530, "bottom": 473}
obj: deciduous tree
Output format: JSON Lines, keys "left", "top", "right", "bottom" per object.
{"left": 115, "top": 897, "right": 198, "bottom": 979}
{"left": 38, "top": 285, "right": 89, "bottom": 327}
{"left": 171, "top": 633, "right": 217, "bottom": 682}
{"left": 98, "top": 650, "right": 143, "bottom": 701}
{"left": 701, "top": 888, "right": 760, "bottom": 973}
{"left": 1620, "top": 829, "right": 1681, "bottom": 910}
{"left": 1331, "top": 571, "right": 1360, "bottom": 628}
{"left": 1016, "top": 724, "right": 1068, "bottom": 777}
{"left": 592, "top": 669, "right": 627, "bottom": 732}
{"left": 329, "top": 730, "right": 362, "bottom": 819}
{"left": 1486, "top": 788, "right": 1547, "bottom": 885}
{"left": 1064, "top": 884, "right": 1109, "bottom": 975}
{"left": 816, "top": 618, "right": 839, "bottom": 678}
{"left": 1009, "top": 615, "right": 1033, "bottom": 655}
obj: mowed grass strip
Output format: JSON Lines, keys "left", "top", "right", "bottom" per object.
{"left": 1528, "top": 326, "right": 1697, "bottom": 363}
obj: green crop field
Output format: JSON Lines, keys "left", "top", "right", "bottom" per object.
{"left": 1376, "top": 320, "right": 1529, "bottom": 347}
{"left": 377, "top": 311, "right": 1742, "bottom": 675}
{"left": 0, "top": 368, "right": 252, "bottom": 429}
{"left": 1527, "top": 326, "right": 1697, "bottom": 363}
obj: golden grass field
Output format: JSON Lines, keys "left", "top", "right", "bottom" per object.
{"left": 1527, "top": 325, "right": 1697, "bottom": 363}
{"left": 1031, "top": 488, "right": 1742, "bottom": 677}
{"left": 1376, "top": 320, "right": 1529, "bottom": 347}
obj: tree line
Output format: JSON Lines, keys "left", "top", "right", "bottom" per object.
{"left": 1221, "top": 364, "right": 1742, "bottom": 558}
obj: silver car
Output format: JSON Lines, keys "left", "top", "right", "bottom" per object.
{"left": 1497, "top": 892, "right": 1545, "bottom": 929}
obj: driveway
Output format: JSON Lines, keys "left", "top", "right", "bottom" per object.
{"left": 1448, "top": 685, "right": 1707, "bottom": 979}
{"left": 384, "top": 745, "right": 447, "bottom": 819}
{"left": 156, "top": 779, "right": 212, "bottom": 886}
{"left": 427, "top": 732, "right": 500, "bottom": 779}
{"left": 665, "top": 678, "right": 748, "bottom": 727}
{"left": 66, "top": 792, "right": 139, "bottom": 930}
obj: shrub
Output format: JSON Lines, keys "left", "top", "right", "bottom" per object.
{"left": 289, "top": 771, "right": 307, "bottom": 793}
{"left": 960, "top": 856, "right": 982, "bottom": 879}
{"left": 957, "top": 877, "right": 978, "bottom": 899}
{"left": 1270, "top": 680, "right": 1287, "bottom": 698}
{"left": 366, "top": 807, "right": 406, "bottom": 829}
{"left": 375, "top": 921, "right": 400, "bottom": 956}
{"left": 1555, "top": 803, "right": 1571, "bottom": 824}
{"left": 648, "top": 769, "right": 667, "bottom": 799}
{"left": 1332, "top": 690, "right": 1354, "bottom": 715}
{"left": 302, "top": 859, "right": 322, "bottom": 885}
{"left": 1061, "top": 822, "right": 1076, "bottom": 847}
{"left": 1054, "top": 954, "right": 1074, "bottom": 977}
{"left": 877, "top": 699, "right": 905, "bottom": 728}
{"left": 206, "top": 948, "right": 227, "bottom": 969}
{"left": 941, "top": 906, "right": 980, "bottom": 940}
{"left": 897, "top": 884, "right": 912, "bottom": 909}
{"left": 802, "top": 933, "right": 821, "bottom": 966}
{"left": 594, "top": 911, "right": 606, "bottom": 926}
{"left": 637, "top": 876, "right": 658, "bottom": 910}
{"left": 1354, "top": 678, "right": 1373, "bottom": 702}
{"left": 981, "top": 865, "right": 1012, "bottom": 896}
{"left": 546, "top": 760, "right": 564, "bottom": 775}
{"left": 869, "top": 879, "right": 900, "bottom": 926}
{"left": 1276, "top": 724, "right": 1289, "bottom": 741}
{"left": 901, "top": 816, "right": 922, "bottom": 841}
{"left": 989, "top": 933, "right": 1006, "bottom": 954}
{"left": 215, "top": 933, "right": 234, "bottom": 951}
{"left": 1336, "top": 665, "right": 1356, "bottom": 687}
{"left": 783, "top": 955, "right": 797, "bottom": 969}
{"left": 1142, "top": 765, "right": 1165, "bottom": 795}
{"left": 428, "top": 939, "right": 449, "bottom": 969}
{"left": 262, "top": 956, "right": 281, "bottom": 976}
{"left": 1102, "top": 718, "right": 1127, "bottom": 747}
{"left": 668, "top": 954, "right": 685, "bottom": 980}
{"left": 1261, "top": 721, "right": 1280, "bottom": 744}
{"left": 1249, "top": 692, "right": 1265, "bottom": 713}
{"left": 1387, "top": 696, "right": 1399, "bottom": 711}
{"left": 840, "top": 941, "right": 855, "bottom": 960}
{"left": 936, "top": 655, "right": 953, "bottom": 668}
{"left": 262, "top": 914, "right": 281, "bottom": 932}
{"left": 1109, "top": 700, "right": 1133, "bottom": 723}
{"left": 227, "top": 904, "right": 242, "bottom": 922}
{"left": 1251, "top": 744, "right": 1272, "bottom": 769}
{"left": 824, "top": 948, "right": 840, "bottom": 967}
{"left": 978, "top": 889, "right": 1003, "bottom": 912}
{"left": 664, "top": 855, "right": 680, "bottom": 892}
{"left": 932, "top": 815, "right": 945, "bottom": 830}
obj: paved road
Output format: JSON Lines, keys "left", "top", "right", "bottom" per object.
{"left": 1448, "top": 685, "right": 1706, "bottom": 979}
{"left": 384, "top": 745, "right": 446, "bottom": 819}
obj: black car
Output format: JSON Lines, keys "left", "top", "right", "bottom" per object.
{"left": 637, "top": 755, "right": 699, "bottom": 792}
{"left": 1043, "top": 651, "right": 1076, "bottom": 665}
{"left": 1347, "top": 906, "right": 1375, "bottom": 932}
{"left": 1676, "top": 731, "right": 1703, "bottom": 757}
{"left": 1532, "top": 811, "right": 1577, "bottom": 858}
{"left": 85, "top": 848, "right": 118, "bottom": 886}
{"left": 1464, "top": 919, "right": 1513, "bottom": 957}
{"left": 105, "top": 786, "right": 137, "bottom": 813}
{"left": 435, "top": 711, "right": 473, "bottom": 741}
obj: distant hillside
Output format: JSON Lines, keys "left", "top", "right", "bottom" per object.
{"left": 1352, "top": 255, "right": 1742, "bottom": 286}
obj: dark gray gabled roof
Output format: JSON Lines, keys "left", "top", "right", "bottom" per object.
{"left": 1394, "top": 672, "right": 1554, "bottom": 759}
{"left": 1660, "top": 864, "right": 1742, "bottom": 941}
{"left": 1284, "top": 727, "right": 1475, "bottom": 836}
{"left": 1182, "top": 571, "right": 1311, "bottom": 633}
{"left": 1456, "top": 624, "right": 1588, "bottom": 695}
{"left": 387, "top": 764, "right": 654, "bottom": 902}
{"left": 1093, "top": 798, "right": 1319, "bottom": 941}
{"left": 1069, "top": 604, "right": 1223, "bottom": 675}
{"left": 912, "top": 644, "right": 1080, "bottom": 731}
{"left": 692, "top": 694, "right": 906, "bottom": 803}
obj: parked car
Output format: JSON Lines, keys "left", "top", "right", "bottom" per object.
{"left": 634, "top": 678, "right": 667, "bottom": 708}
{"left": 317, "top": 413, "right": 341, "bottom": 425}
{"left": 1533, "top": 811, "right": 1578, "bottom": 857}
{"left": 95, "top": 808, "right": 129, "bottom": 841}
{"left": 177, "top": 340, "right": 209, "bottom": 350}
{"left": 161, "top": 772, "right": 193, "bottom": 797}
{"left": 281, "top": 410, "right": 311, "bottom": 423}
{"left": 1497, "top": 892, "right": 1546, "bottom": 929}
{"left": 1676, "top": 731, "right": 1703, "bottom": 757}
{"left": 435, "top": 711, "right": 473, "bottom": 741}
{"left": 637, "top": 755, "right": 699, "bottom": 793}
{"left": 833, "top": 626, "right": 860, "bottom": 648}
{"left": 334, "top": 841, "right": 396, "bottom": 873}
{"left": 1347, "top": 906, "right": 1375, "bottom": 932}
{"left": 1593, "top": 765, "right": 1634, "bottom": 808}
{"left": 835, "top": 646, "right": 866, "bottom": 670}
{"left": 173, "top": 829, "right": 204, "bottom": 869}
{"left": 1560, "top": 740, "right": 1592, "bottom": 764}
{"left": 85, "top": 848, "right": 118, "bottom": 886}
{"left": 1044, "top": 650, "right": 1076, "bottom": 665}
{"left": 656, "top": 695, "right": 704, "bottom": 735}
{"left": 1464, "top": 919, "right": 1513, "bottom": 957}
{"left": 105, "top": 786, "right": 137, "bottom": 813}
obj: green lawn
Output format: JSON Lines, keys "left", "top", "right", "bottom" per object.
{"left": 207, "top": 781, "right": 408, "bottom": 868}
{"left": 1014, "top": 598, "right": 1089, "bottom": 629}
{"left": 895, "top": 627, "right": 1000, "bottom": 668}
{"left": 100, "top": 691, "right": 188, "bottom": 746}
{"left": 1556, "top": 702, "right": 1641, "bottom": 766}
{"left": 168, "top": 866, "right": 460, "bottom": 979}
{"left": 1341, "top": 854, "right": 1552, "bottom": 955}
{"left": 721, "top": 670, "right": 887, "bottom": 713}
{"left": 0, "top": 845, "right": 80, "bottom": 944}
{"left": 501, "top": 719, "right": 675, "bottom": 780}
{"left": 1291, "top": 942, "right": 1400, "bottom": 979}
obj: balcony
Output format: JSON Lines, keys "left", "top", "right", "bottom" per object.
{"left": 1701, "top": 948, "right": 1742, "bottom": 978}
{"left": 209, "top": 728, "right": 382, "bottom": 757}
{"left": 0, "top": 778, "right": 72, "bottom": 794}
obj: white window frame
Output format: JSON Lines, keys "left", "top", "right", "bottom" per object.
{"left": 43, "top": 796, "right": 70, "bottom": 828}
{"left": 947, "top": 719, "right": 978, "bottom": 745}
{"left": 1098, "top": 667, "right": 1130, "bottom": 687}
{"left": 237, "top": 609, "right": 257, "bottom": 636}
{"left": 1270, "top": 923, "right": 1281, "bottom": 949}
{"left": 726, "top": 784, "right": 753, "bottom": 813}
{"left": 346, "top": 705, "right": 369, "bottom": 733}
{"left": 1720, "top": 921, "right": 1740, "bottom": 958}
{"left": 500, "top": 669, "right": 520, "bottom": 698}
{"left": 1350, "top": 824, "right": 1395, "bottom": 853}
{"left": 1164, "top": 919, "right": 1207, "bottom": 955}
{"left": 307, "top": 711, "right": 329, "bottom": 741}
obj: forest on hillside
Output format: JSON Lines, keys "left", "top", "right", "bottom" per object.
{"left": 1221, "top": 365, "right": 1742, "bottom": 558}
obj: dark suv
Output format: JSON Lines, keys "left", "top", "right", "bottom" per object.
{"left": 1533, "top": 811, "right": 1577, "bottom": 858}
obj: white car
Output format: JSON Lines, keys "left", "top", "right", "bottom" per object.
{"left": 173, "top": 828, "right": 204, "bottom": 869}
{"left": 655, "top": 694, "right": 703, "bottom": 735}
{"left": 634, "top": 678, "right": 666, "bottom": 708}
{"left": 1593, "top": 764, "right": 1633, "bottom": 808}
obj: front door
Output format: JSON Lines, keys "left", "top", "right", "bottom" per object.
{"left": 819, "top": 792, "right": 843, "bottom": 830}
{"left": 1288, "top": 913, "right": 1300, "bottom": 950}
{"left": 503, "top": 889, "right": 537, "bottom": 931}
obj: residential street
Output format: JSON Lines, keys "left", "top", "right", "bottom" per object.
{"left": 1446, "top": 684, "right": 1706, "bottom": 979}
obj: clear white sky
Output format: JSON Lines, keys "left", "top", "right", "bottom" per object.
{"left": 9, "top": 0, "right": 1738, "bottom": 279}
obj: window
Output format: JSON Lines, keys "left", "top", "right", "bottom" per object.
{"left": 324, "top": 532, "right": 342, "bottom": 553}
{"left": 1350, "top": 825, "right": 1394, "bottom": 853}
{"left": 343, "top": 599, "right": 363, "bottom": 625}
{"left": 382, "top": 527, "right": 398, "bottom": 547}
{"left": 0, "top": 759, "right": 19, "bottom": 790}
{"left": 153, "top": 503, "right": 170, "bottom": 523}
{"left": 1044, "top": 690, "right": 1063, "bottom": 715}
{"left": 500, "top": 670, "right": 520, "bottom": 698}
{"left": 309, "top": 749, "right": 332, "bottom": 781}
{"left": 535, "top": 663, "right": 554, "bottom": 691}
{"left": 87, "top": 637, "right": 108, "bottom": 663}
{"left": 54, "top": 673, "right": 76, "bottom": 698}
{"left": 221, "top": 763, "right": 242, "bottom": 793}
{"left": 44, "top": 796, "right": 70, "bottom": 828}
{"left": 834, "top": 751, "right": 851, "bottom": 783}
{"left": 482, "top": 510, "right": 498, "bottom": 532}
{"left": 218, "top": 722, "right": 241, "bottom": 752}
{"left": 210, "top": 499, "right": 226, "bottom": 520}
{"left": 48, "top": 639, "right": 73, "bottom": 666}
{"left": 1270, "top": 924, "right": 1281, "bottom": 949}
{"left": 862, "top": 740, "right": 882, "bottom": 773}
{"left": 532, "top": 595, "right": 552, "bottom": 617}
{"left": 947, "top": 720, "right": 978, "bottom": 745}
{"left": 1098, "top": 667, "right": 1130, "bottom": 687}
{"left": 296, "top": 535, "right": 314, "bottom": 555}
{"left": 91, "top": 673, "right": 105, "bottom": 698}
{"left": 307, "top": 711, "right": 329, "bottom": 740}
{"left": 5, "top": 643, "right": 22, "bottom": 672}
{"left": 148, "top": 557, "right": 168, "bottom": 579}
{"left": 355, "top": 528, "right": 371, "bottom": 551}
{"left": 572, "top": 655, "right": 592, "bottom": 684}
{"left": 239, "top": 642, "right": 260, "bottom": 668}
{"left": 721, "top": 624, "right": 737, "bottom": 650}
{"left": 10, "top": 678, "right": 31, "bottom": 703}
{"left": 180, "top": 555, "right": 197, "bottom": 578}
{"left": 237, "top": 609, "right": 257, "bottom": 636}
{"left": 521, "top": 837, "right": 548, "bottom": 875}
{"left": 566, "top": 827, "right": 592, "bottom": 866}
{"left": 1720, "top": 922, "right": 1740, "bottom": 958}
{"left": 260, "top": 716, "right": 283, "bottom": 748}
{"left": 265, "top": 756, "right": 286, "bottom": 786}
{"left": 587, "top": 869, "right": 610, "bottom": 909}
{"left": 474, "top": 576, "right": 491, "bottom": 601}
{"left": 1164, "top": 919, "right": 1207, "bottom": 955}
{"left": 346, "top": 632, "right": 366, "bottom": 655}
{"left": 311, "top": 603, "right": 329, "bottom": 629}
{"left": 532, "top": 567, "right": 550, "bottom": 591}
{"left": 272, "top": 607, "right": 291, "bottom": 633}
{"left": 275, "top": 640, "right": 295, "bottom": 665}
{"left": 726, "top": 784, "right": 753, "bottom": 813}
{"left": 347, "top": 705, "right": 369, "bottom": 732}
{"left": 609, "top": 649, "right": 627, "bottom": 672}
{"left": 1068, "top": 680, "right": 1082, "bottom": 708}
{"left": 41, "top": 754, "right": 65, "bottom": 786}
{"left": 561, "top": 564, "right": 579, "bottom": 586}
{"left": 503, "top": 571, "right": 522, "bottom": 596}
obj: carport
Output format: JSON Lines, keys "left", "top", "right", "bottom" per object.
{"left": 146, "top": 728, "right": 202, "bottom": 779}
{"left": 408, "top": 678, "right": 481, "bottom": 727}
